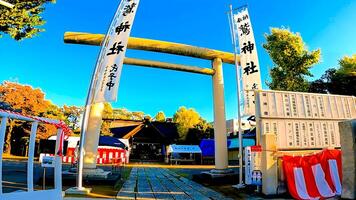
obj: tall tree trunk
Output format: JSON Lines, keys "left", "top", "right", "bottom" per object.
{"left": 4, "top": 119, "right": 15, "bottom": 154}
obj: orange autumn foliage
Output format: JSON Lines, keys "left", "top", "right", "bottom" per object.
{"left": 0, "top": 81, "right": 64, "bottom": 153}
{"left": 0, "top": 82, "right": 50, "bottom": 115}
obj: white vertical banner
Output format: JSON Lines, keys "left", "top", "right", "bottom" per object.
{"left": 92, "top": 0, "right": 140, "bottom": 103}
{"left": 233, "top": 8, "right": 262, "bottom": 115}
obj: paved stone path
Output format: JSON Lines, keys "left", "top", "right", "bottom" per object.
{"left": 117, "top": 167, "right": 233, "bottom": 200}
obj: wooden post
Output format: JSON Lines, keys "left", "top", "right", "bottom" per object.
{"left": 261, "top": 134, "right": 278, "bottom": 195}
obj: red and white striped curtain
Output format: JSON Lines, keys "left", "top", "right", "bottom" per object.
{"left": 282, "top": 149, "right": 342, "bottom": 200}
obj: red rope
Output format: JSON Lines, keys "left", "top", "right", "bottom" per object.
{"left": 0, "top": 108, "right": 72, "bottom": 156}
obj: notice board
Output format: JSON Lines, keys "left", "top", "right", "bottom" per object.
{"left": 255, "top": 90, "right": 356, "bottom": 149}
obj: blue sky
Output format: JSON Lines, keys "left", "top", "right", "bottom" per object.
{"left": 0, "top": 0, "right": 355, "bottom": 121}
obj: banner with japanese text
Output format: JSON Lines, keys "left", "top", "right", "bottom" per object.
{"left": 92, "top": 0, "right": 139, "bottom": 103}
{"left": 234, "top": 8, "right": 262, "bottom": 115}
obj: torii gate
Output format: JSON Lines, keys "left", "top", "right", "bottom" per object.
{"left": 64, "top": 31, "right": 239, "bottom": 172}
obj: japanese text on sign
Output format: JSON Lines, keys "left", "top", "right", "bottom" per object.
{"left": 255, "top": 90, "right": 356, "bottom": 149}
{"left": 92, "top": 0, "right": 140, "bottom": 103}
{"left": 233, "top": 8, "right": 262, "bottom": 115}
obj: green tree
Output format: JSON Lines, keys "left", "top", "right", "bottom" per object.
{"left": 173, "top": 107, "right": 201, "bottom": 141}
{"left": 131, "top": 111, "right": 144, "bottom": 120}
{"left": 102, "top": 102, "right": 113, "bottom": 117}
{"left": 185, "top": 117, "right": 213, "bottom": 144}
{"left": 111, "top": 108, "right": 146, "bottom": 121}
{"left": 195, "top": 118, "right": 212, "bottom": 133}
{"left": 113, "top": 108, "right": 132, "bottom": 120}
{"left": 154, "top": 111, "right": 166, "bottom": 122}
{"left": 263, "top": 28, "right": 321, "bottom": 92}
{"left": 62, "top": 105, "right": 82, "bottom": 131}
{"left": 338, "top": 54, "right": 356, "bottom": 76}
{"left": 309, "top": 54, "right": 356, "bottom": 96}
{"left": 40, "top": 103, "right": 65, "bottom": 139}
{"left": 101, "top": 103, "right": 114, "bottom": 136}
{"left": 0, "top": 0, "right": 55, "bottom": 40}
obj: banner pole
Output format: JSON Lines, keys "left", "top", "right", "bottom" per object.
{"left": 74, "top": 0, "right": 139, "bottom": 192}
{"left": 229, "top": 4, "right": 245, "bottom": 188}
{"left": 76, "top": 54, "right": 99, "bottom": 190}
{"left": 75, "top": 0, "right": 117, "bottom": 190}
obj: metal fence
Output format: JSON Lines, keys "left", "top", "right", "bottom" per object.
{"left": 0, "top": 111, "right": 62, "bottom": 200}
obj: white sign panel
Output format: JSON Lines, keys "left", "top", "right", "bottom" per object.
{"left": 256, "top": 90, "right": 356, "bottom": 149}
{"left": 245, "top": 146, "right": 262, "bottom": 185}
{"left": 93, "top": 0, "right": 140, "bottom": 103}
{"left": 41, "top": 156, "right": 55, "bottom": 168}
{"left": 257, "top": 91, "right": 356, "bottom": 120}
{"left": 260, "top": 119, "right": 341, "bottom": 149}
{"left": 167, "top": 144, "right": 202, "bottom": 154}
{"left": 233, "top": 9, "right": 262, "bottom": 115}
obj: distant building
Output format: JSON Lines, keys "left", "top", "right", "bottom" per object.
{"left": 225, "top": 118, "right": 257, "bottom": 163}
{"left": 108, "top": 118, "right": 179, "bottom": 162}
{"left": 226, "top": 118, "right": 256, "bottom": 136}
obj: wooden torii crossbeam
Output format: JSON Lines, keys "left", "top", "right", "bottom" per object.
{"left": 64, "top": 32, "right": 237, "bottom": 63}
{"left": 64, "top": 32, "right": 238, "bottom": 76}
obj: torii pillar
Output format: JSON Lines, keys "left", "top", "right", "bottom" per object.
{"left": 212, "top": 58, "right": 228, "bottom": 170}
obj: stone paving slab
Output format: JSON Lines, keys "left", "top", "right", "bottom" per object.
{"left": 117, "top": 167, "right": 233, "bottom": 200}
{"left": 164, "top": 169, "right": 233, "bottom": 200}
{"left": 117, "top": 168, "right": 137, "bottom": 199}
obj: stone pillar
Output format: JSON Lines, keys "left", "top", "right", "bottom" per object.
{"left": 83, "top": 102, "right": 104, "bottom": 169}
{"left": 340, "top": 119, "right": 356, "bottom": 199}
{"left": 212, "top": 58, "right": 228, "bottom": 170}
{"left": 261, "top": 134, "right": 278, "bottom": 195}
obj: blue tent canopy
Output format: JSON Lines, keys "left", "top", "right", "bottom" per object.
{"left": 199, "top": 139, "right": 214, "bottom": 157}
{"left": 199, "top": 138, "right": 256, "bottom": 157}
{"left": 99, "top": 136, "right": 126, "bottom": 149}
{"left": 199, "top": 139, "right": 232, "bottom": 157}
